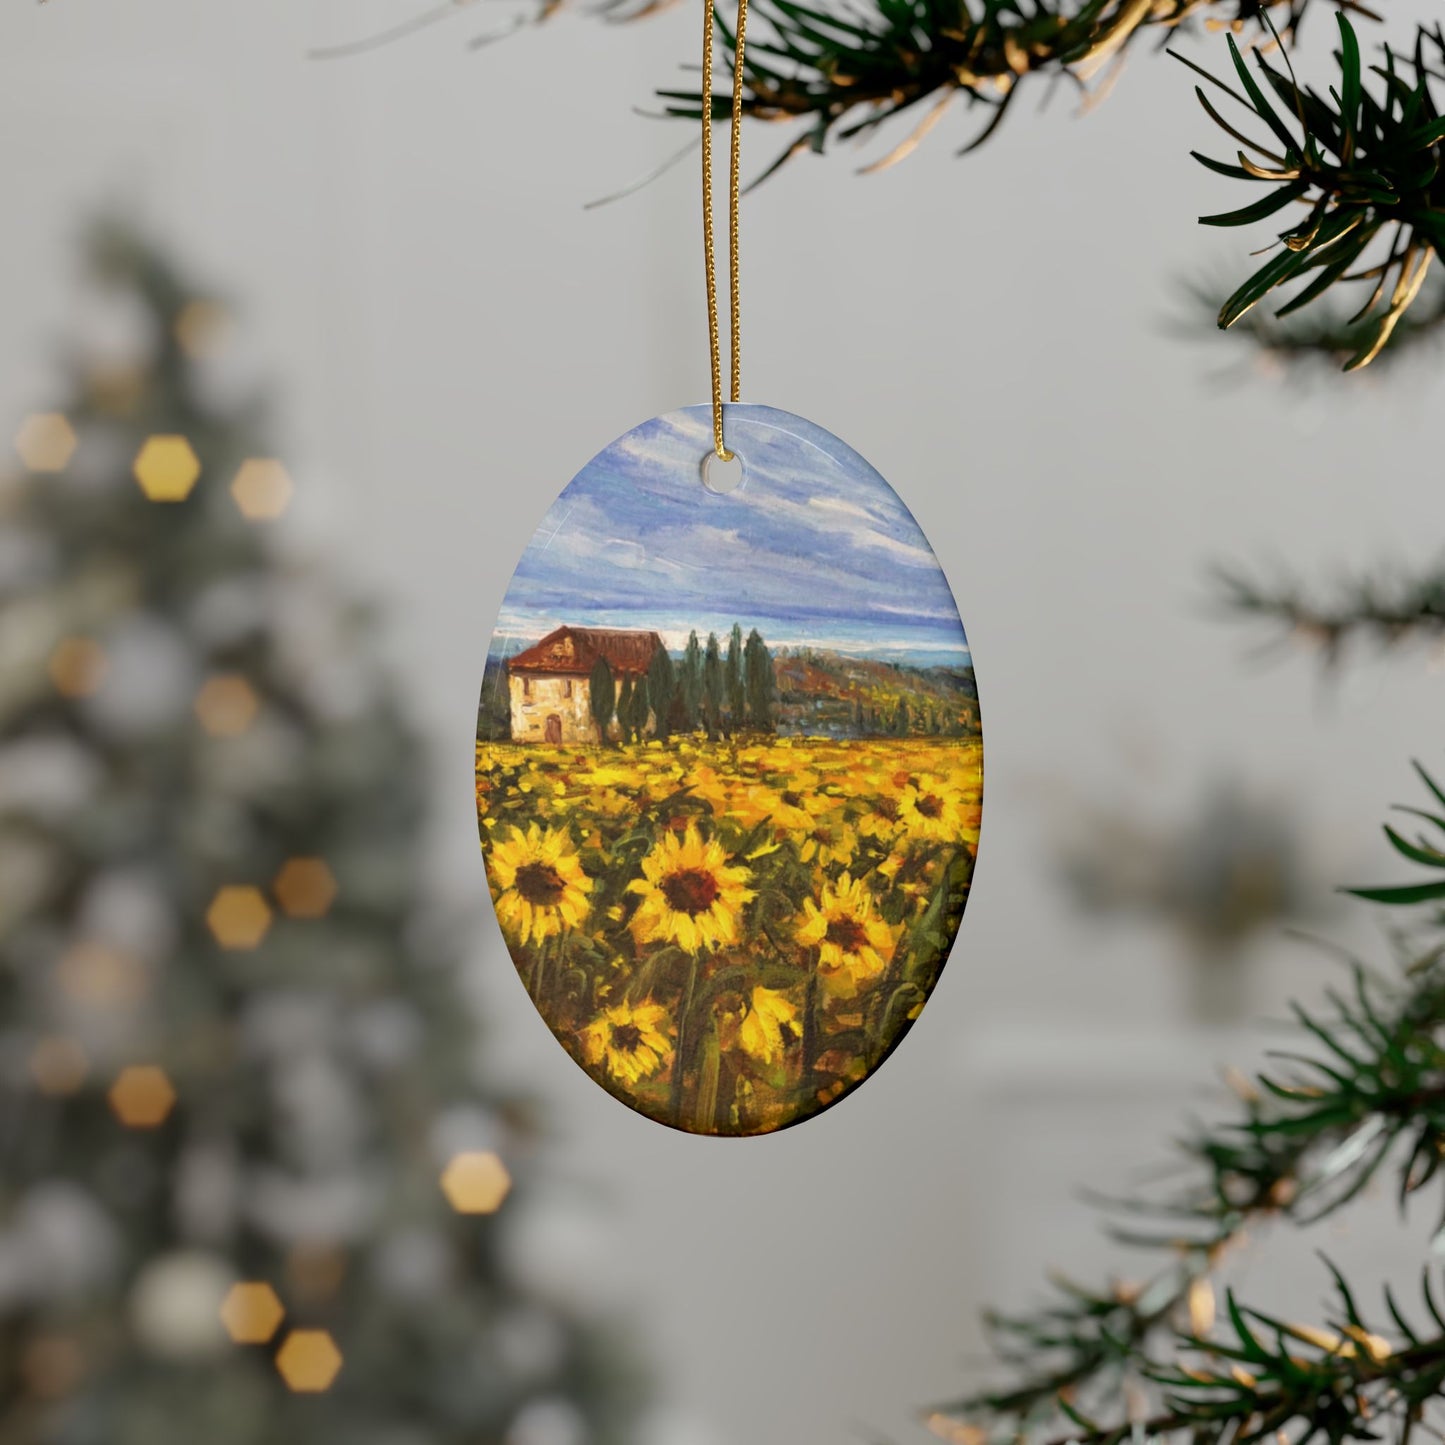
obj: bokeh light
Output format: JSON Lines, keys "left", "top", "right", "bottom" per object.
{"left": 29, "top": 1036, "right": 89, "bottom": 1096}
{"left": 219, "top": 1282, "right": 285, "bottom": 1345}
{"left": 194, "top": 674, "right": 260, "bottom": 737}
{"left": 108, "top": 1065, "right": 177, "bottom": 1128}
{"left": 15, "top": 412, "right": 77, "bottom": 473}
{"left": 205, "top": 886, "right": 273, "bottom": 950}
{"left": 440, "top": 1151, "right": 512, "bottom": 1215}
{"left": 48, "top": 637, "right": 107, "bottom": 698}
{"left": 230, "top": 459, "right": 293, "bottom": 521}
{"left": 133, "top": 435, "right": 200, "bottom": 502}
{"left": 274, "top": 1329, "right": 343, "bottom": 1393}
{"left": 273, "top": 858, "right": 337, "bottom": 919}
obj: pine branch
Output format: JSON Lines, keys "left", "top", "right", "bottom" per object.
{"left": 1180, "top": 271, "right": 1445, "bottom": 378}
{"left": 935, "top": 1263, "right": 1445, "bottom": 1445}
{"left": 657, "top": 0, "right": 1336, "bottom": 168}
{"left": 1186, "top": 14, "right": 1445, "bottom": 370}
{"left": 929, "top": 770, "right": 1445, "bottom": 1445}
{"left": 1219, "top": 564, "right": 1445, "bottom": 659}
{"left": 657, "top": 3, "right": 1445, "bottom": 366}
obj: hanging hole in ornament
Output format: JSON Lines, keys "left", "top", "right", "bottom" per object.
{"left": 701, "top": 450, "right": 744, "bottom": 495}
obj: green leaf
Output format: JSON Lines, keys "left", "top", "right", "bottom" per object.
{"left": 1274, "top": 230, "right": 1375, "bottom": 317}
{"left": 1346, "top": 880, "right": 1445, "bottom": 906}
{"left": 1201, "top": 179, "right": 1310, "bottom": 228}
{"left": 1227, "top": 33, "right": 1300, "bottom": 155}
{"left": 1218, "top": 244, "right": 1313, "bottom": 328}
{"left": 1339, "top": 11, "right": 1362, "bottom": 148}
{"left": 1413, "top": 761, "right": 1445, "bottom": 814}
{"left": 1382, "top": 824, "right": 1445, "bottom": 869}
{"left": 1191, "top": 149, "right": 1260, "bottom": 181}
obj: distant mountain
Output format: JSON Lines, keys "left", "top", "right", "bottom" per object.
{"left": 773, "top": 647, "right": 978, "bottom": 739}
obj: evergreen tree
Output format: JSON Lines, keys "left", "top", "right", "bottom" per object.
{"left": 895, "top": 697, "right": 909, "bottom": 737}
{"left": 628, "top": 674, "right": 650, "bottom": 744}
{"left": 0, "top": 222, "right": 642, "bottom": 1445}
{"left": 589, "top": 655, "right": 615, "bottom": 745}
{"left": 743, "top": 628, "right": 774, "bottom": 734}
{"left": 725, "top": 623, "right": 745, "bottom": 735}
{"left": 646, "top": 646, "right": 675, "bottom": 743}
{"left": 681, "top": 630, "right": 703, "bottom": 733}
{"left": 853, "top": 697, "right": 865, "bottom": 737}
{"left": 702, "top": 633, "right": 724, "bottom": 741}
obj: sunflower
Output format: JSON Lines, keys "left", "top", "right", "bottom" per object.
{"left": 738, "top": 987, "right": 800, "bottom": 1064}
{"left": 853, "top": 790, "right": 904, "bottom": 842}
{"left": 682, "top": 762, "right": 736, "bottom": 819}
{"left": 796, "top": 872, "right": 898, "bottom": 997}
{"left": 488, "top": 823, "right": 593, "bottom": 946}
{"left": 731, "top": 775, "right": 829, "bottom": 833}
{"left": 579, "top": 999, "right": 673, "bottom": 1085}
{"left": 627, "top": 823, "right": 755, "bottom": 954}
{"left": 896, "top": 773, "right": 973, "bottom": 845}
{"left": 799, "top": 817, "right": 858, "bottom": 870}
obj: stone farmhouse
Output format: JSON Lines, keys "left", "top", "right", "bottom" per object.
{"left": 506, "top": 625, "right": 663, "bottom": 743}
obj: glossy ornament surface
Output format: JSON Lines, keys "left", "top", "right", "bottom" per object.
{"left": 477, "top": 405, "right": 981, "bottom": 1134}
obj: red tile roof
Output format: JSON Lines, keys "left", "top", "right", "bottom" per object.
{"left": 507, "top": 626, "right": 663, "bottom": 678}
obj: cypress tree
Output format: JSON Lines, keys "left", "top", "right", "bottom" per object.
{"left": 682, "top": 630, "right": 703, "bottom": 732}
{"left": 647, "top": 646, "right": 675, "bottom": 743}
{"left": 744, "top": 628, "right": 775, "bottom": 733}
{"left": 726, "top": 622, "right": 746, "bottom": 734}
{"left": 588, "top": 655, "right": 615, "bottom": 745}
{"left": 630, "top": 673, "right": 650, "bottom": 743}
{"left": 702, "top": 632, "right": 724, "bottom": 741}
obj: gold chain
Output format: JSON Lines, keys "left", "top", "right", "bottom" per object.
{"left": 701, "top": 0, "right": 747, "bottom": 461}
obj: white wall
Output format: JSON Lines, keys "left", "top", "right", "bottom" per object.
{"left": 1, "top": 3, "right": 1442, "bottom": 1440}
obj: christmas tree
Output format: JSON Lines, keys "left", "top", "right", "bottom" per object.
{"left": 0, "top": 221, "right": 642, "bottom": 1445}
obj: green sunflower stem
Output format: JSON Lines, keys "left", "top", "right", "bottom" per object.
{"left": 693, "top": 1017, "right": 722, "bottom": 1133}
{"left": 801, "top": 969, "right": 822, "bottom": 1088}
{"left": 529, "top": 934, "right": 549, "bottom": 1003}
{"left": 670, "top": 953, "right": 701, "bottom": 1122}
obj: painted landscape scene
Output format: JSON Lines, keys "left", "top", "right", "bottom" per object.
{"left": 476, "top": 406, "right": 982, "bottom": 1135}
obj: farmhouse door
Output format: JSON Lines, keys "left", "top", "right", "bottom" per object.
{"left": 544, "top": 714, "right": 562, "bottom": 744}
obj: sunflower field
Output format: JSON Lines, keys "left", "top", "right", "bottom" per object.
{"left": 476, "top": 736, "right": 982, "bottom": 1135}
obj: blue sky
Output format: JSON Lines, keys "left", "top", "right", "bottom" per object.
{"left": 492, "top": 405, "right": 970, "bottom": 670}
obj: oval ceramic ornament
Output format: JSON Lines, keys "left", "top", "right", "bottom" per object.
{"left": 476, "top": 405, "right": 981, "bottom": 1134}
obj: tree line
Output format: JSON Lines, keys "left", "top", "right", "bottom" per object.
{"left": 850, "top": 695, "right": 971, "bottom": 738}
{"left": 588, "top": 624, "right": 775, "bottom": 744}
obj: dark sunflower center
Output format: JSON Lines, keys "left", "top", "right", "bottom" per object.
{"left": 514, "top": 862, "right": 567, "bottom": 905}
{"left": 610, "top": 1023, "right": 644, "bottom": 1053}
{"left": 825, "top": 917, "right": 869, "bottom": 953}
{"left": 914, "top": 794, "right": 943, "bottom": 819}
{"left": 661, "top": 867, "right": 721, "bottom": 916}
{"left": 781, "top": 791, "right": 804, "bottom": 808}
